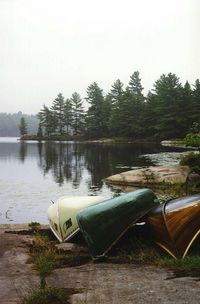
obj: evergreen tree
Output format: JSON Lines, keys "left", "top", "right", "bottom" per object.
{"left": 109, "top": 79, "right": 124, "bottom": 136}
{"left": 127, "top": 71, "right": 144, "bottom": 101}
{"left": 37, "top": 122, "right": 43, "bottom": 137}
{"left": 180, "top": 81, "right": 193, "bottom": 134}
{"left": 190, "top": 79, "right": 200, "bottom": 126}
{"left": 125, "top": 71, "right": 145, "bottom": 137}
{"left": 64, "top": 98, "right": 73, "bottom": 134}
{"left": 38, "top": 105, "right": 56, "bottom": 137}
{"left": 51, "top": 93, "right": 66, "bottom": 134}
{"left": 19, "top": 117, "right": 28, "bottom": 136}
{"left": 144, "top": 91, "right": 158, "bottom": 138}
{"left": 70, "top": 92, "right": 85, "bottom": 135}
{"left": 85, "top": 82, "right": 108, "bottom": 138}
{"left": 151, "top": 73, "right": 184, "bottom": 138}
{"left": 110, "top": 79, "right": 124, "bottom": 104}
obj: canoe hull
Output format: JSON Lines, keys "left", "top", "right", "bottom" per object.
{"left": 77, "top": 188, "right": 159, "bottom": 259}
{"left": 145, "top": 194, "right": 200, "bottom": 258}
{"left": 47, "top": 196, "right": 105, "bottom": 242}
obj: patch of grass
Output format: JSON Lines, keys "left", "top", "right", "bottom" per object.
{"left": 21, "top": 287, "right": 70, "bottom": 304}
{"left": 108, "top": 225, "right": 200, "bottom": 279}
{"left": 31, "top": 234, "right": 53, "bottom": 252}
{"left": 28, "top": 222, "right": 41, "bottom": 228}
{"left": 29, "top": 233, "right": 90, "bottom": 287}
{"left": 180, "top": 152, "right": 200, "bottom": 174}
{"left": 160, "top": 256, "right": 200, "bottom": 279}
{"left": 108, "top": 226, "right": 166, "bottom": 265}
{"left": 28, "top": 222, "right": 41, "bottom": 234}
{"left": 33, "top": 250, "right": 54, "bottom": 274}
{"left": 23, "top": 230, "right": 87, "bottom": 301}
{"left": 30, "top": 234, "right": 90, "bottom": 269}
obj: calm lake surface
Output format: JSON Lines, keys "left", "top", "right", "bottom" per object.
{"left": 0, "top": 137, "right": 187, "bottom": 224}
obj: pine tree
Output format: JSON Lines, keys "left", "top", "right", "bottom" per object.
{"left": 64, "top": 98, "right": 73, "bottom": 134}
{"left": 151, "top": 73, "right": 184, "bottom": 138}
{"left": 190, "top": 79, "right": 200, "bottom": 125}
{"left": 51, "top": 93, "right": 66, "bottom": 135}
{"left": 85, "top": 82, "right": 108, "bottom": 138}
{"left": 70, "top": 92, "right": 85, "bottom": 135}
{"left": 38, "top": 105, "right": 56, "bottom": 137}
{"left": 19, "top": 117, "right": 28, "bottom": 136}
{"left": 109, "top": 79, "right": 124, "bottom": 136}
{"left": 110, "top": 79, "right": 124, "bottom": 104}
{"left": 127, "top": 71, "right": 144, "bottom": 101}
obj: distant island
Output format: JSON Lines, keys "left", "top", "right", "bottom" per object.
{"left": 0, "top": 112, "right": 38, "bottom": 137}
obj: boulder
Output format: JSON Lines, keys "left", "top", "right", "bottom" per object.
{"left": 106, "top": 165, "right": 191, "bottom": 187}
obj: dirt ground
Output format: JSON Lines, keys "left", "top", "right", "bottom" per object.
{"left": 0, "top": 224, "right": 200, "bottom": 304}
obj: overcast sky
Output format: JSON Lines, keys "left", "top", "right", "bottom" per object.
{"left": 0, "top": 0, "right": 199, "bottom": 114}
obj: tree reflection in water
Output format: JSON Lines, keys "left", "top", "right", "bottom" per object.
{"left": 36, "top": 141, "right": 156, "bottom": 190}
{"left": 19, "top": 142, "right": 28, "bottom": 162}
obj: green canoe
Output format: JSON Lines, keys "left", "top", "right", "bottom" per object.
{"left": 77, "top": 188, "right": 159, "bottom": 259}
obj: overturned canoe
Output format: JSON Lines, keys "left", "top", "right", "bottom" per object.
{"left": 76, "top": 188, "right": 159, "bottom": 259}
{"left": 145, "top": 194, "right": 200, "bottom": 258}
{"left": 47, "top": 196, "right": 105, "bottom": 242}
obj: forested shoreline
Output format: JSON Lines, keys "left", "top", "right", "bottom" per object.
{"left": 37, "top": 72, "right": 200, "bottom": 140}
{"left": 1, "top": 72, "right": 200, "bottom": 139}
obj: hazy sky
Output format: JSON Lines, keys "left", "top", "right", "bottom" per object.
{"left": 0, "top": 0, "right": 199, "bottom": 114}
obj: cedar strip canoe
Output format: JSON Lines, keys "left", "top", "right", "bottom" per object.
{"left": 76, "top": 188, "right": 159, "bottom": 259}
{"left": 145, "top": 194, "right": 200, "bottom": 258}
{"left": 47, "top": 196, "right": 105, "bottom": 242}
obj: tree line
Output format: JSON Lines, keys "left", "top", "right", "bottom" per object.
{"left": 37, "top": 72, "right": 200, "bottom": 140}
{"left": 0, "top": 112, "right": 38, "bottom": 136}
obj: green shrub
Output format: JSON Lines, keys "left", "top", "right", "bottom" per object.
{"left": 180, "top": 152, "right": 200, "bottom": 174}
{"left": 184, "top": 133, "right": 200, "bottom": 148}
{"left": 21, "top": 287, "right": 67, "bottom": 304}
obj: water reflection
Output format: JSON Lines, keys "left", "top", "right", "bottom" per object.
{"left": 32, "top": 142, "right": 146, "bottom": 189}
{"left": 31, "top": 141, "right": 181, "bottom": 190}
{"left": 36, "top": 142, "right": 84, "bottom": 187}
{"left": 19, "top": 142, "right": 28, "bottom": 162}
{"left": 16, "top": 142, "right": 188, "bottom": 189}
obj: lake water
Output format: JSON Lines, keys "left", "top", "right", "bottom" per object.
{"left": 0, "top": 137, "right": 188, "bottom": 224}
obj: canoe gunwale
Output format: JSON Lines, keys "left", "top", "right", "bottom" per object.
{"left": 57, "top": 201, "right": 64, "bottom": 241}
{"left": 49, "top": 226, "right": 63, "bottom": 242}
{"left": 183, "top": 228, "right": 200, "bottom": 258}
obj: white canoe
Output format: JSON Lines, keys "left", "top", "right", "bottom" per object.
{"left": 47, "top": 196, "right": 105, "bottom": 242}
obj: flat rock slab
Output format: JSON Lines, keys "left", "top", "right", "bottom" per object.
{"left": 106, "top": 165, "right": 191, "bottom": 187}
{"left": 47, "top": 263, "right": 200, "bottom": 304}
{"left": 0, "top": 225, "right": 40, "bottom": 304}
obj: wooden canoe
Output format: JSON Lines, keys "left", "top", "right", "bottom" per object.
{"left": 76, "top": 188, "right": 160, "bottom": 259}
{"left": 47, "top": 196, "right": 105, "bottom": 242}
{"left": 145, "top": 194, "right": 200, "bottom": 258}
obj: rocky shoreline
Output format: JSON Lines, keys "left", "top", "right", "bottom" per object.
{"left": 106, "top": 165, "right": 200, "bottom": 195}
{"left": 1, "top": 224, "right": 200, "bottom": 304}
